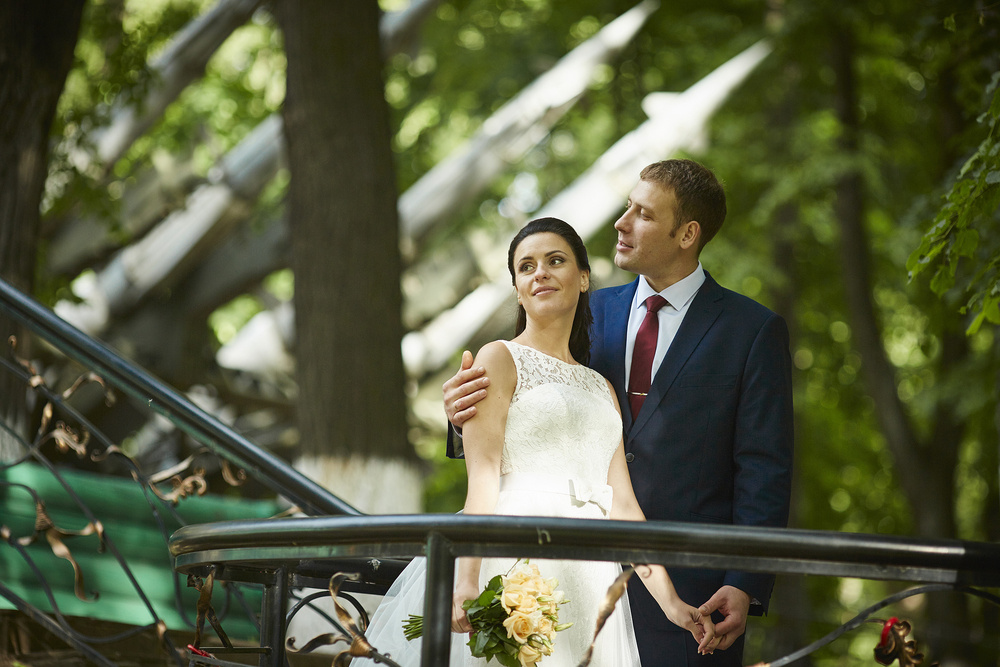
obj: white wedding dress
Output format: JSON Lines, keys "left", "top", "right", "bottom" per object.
{"left": 364, "top": 340, "right": 642, "bottom": 666}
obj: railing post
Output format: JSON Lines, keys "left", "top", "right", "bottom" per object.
{"left": 259, "top": 566, "right": 289, "bottom": 667}
{"left": 421, "top": 532, "right": 455, "bottom": 666}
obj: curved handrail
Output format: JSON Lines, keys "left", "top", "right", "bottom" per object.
{"left": 168, "top": 515, "right": 1000, "bottom": 666}
{"left": 169, "top": 514, "right": 1000, "bottom": 587}
{"left": 0, "top": 276, "right": 358, "bottom": 517}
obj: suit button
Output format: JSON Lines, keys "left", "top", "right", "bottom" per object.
{"left": 625, "top": 453, "right": 635, "bottom": 463}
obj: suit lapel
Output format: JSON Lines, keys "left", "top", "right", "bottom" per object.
{"left": 630, "top": 274, "right": 725, "bottom": 436}
{"left": 603, "top": 280, "right": 638, "bottom": 430}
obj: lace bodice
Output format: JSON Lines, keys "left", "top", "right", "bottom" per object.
{"left": 364, "top": 341, "right": 641, "bottom": 667}
{"left": 499, "top": 341, "right": 623, "bottom": 481}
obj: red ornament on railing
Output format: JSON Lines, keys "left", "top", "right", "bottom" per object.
{"left": 873, "top": 617, "right": 938, "bottom": 667}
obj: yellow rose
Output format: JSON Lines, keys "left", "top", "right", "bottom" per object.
{"left": 518, "top": 643, "right": 542, "bottom": 667}
{"left": 501, "top": 585, "right": 530, "bottom": 614}
{"left": 504, "top": 563, "right": 536, "bottom": 587}
{"left": 515, "top": 594, "right": 540, "bottom": 614}
{"left": 536, "top": 577, "right": 557, "bottom": 596}
{"left": 503, "top": 611, "right": 535, "bottom": 644}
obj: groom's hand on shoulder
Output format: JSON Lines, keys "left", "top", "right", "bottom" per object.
{"left": 443, "top": 350, "right": 491, "bottom": 428}
{"left": 698, "top": 585, "right": 749, "bottom": 650}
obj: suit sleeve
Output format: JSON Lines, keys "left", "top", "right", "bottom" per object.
{"left": 446, "top": 425, "right": 464, "bottom": 459}
{"left": 724, "top": 312, "right": 794, "bottom": 612}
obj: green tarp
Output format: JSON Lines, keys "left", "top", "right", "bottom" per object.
{"left": 1, "top": 463, "right": 283, "bottom": 639}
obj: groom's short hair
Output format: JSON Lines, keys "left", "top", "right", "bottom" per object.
{"left": 640, "top": 159, "right": 727, "bottom": 249}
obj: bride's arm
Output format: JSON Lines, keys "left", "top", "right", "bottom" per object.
{"left": 603, "top": 381, "right": 719, "bottom": 655}
{"left": 452, "top": 341, "right": 515, "bottom": 632}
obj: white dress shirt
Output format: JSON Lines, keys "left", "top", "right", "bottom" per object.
{"left": 624, "top": 263, "right": 706, "bottom": 389}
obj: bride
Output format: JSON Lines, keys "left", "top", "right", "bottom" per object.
{"left": 364, "top": 217, "right": 715, "bottom": 665}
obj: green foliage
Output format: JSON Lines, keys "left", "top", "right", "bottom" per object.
{"left": 386, "top": 0, "right": 766, "bottom": 244}
{"left": 908, "top": 72, "right": 1000, "bottom": 334}
{"left": 208, "top": 293, "right": 263, "bottom": 346}
{"left": 45, "top": 0, "right": 208, "bottom": 218}
{"left": 45, "top": 0, "right": 284, "bottom": 234}
{"left": 696, "top": 3, "right": 999, "bottom": 660}
{"left": 34, "top": 0, "right": 1000, "bottom": 661}
{"left": 422, "top": 451, "right": 468, "bottom": 514}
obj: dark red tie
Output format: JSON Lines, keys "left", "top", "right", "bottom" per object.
{"left": 628, "top": 295, "right": 668, "bottom": 418}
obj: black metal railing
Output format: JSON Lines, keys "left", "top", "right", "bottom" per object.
{"left": 0, "top": 277, "right": 357, "bottom": 517}
{"left": 0, "top": 276, "right": 358, "bottom": 666}
{"left": 167, "top": 514, "right": 1000, "bottom": 667}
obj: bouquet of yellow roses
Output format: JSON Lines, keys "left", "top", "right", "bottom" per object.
{"left": 402, "top": 560, "right": 571, "bottom": 667}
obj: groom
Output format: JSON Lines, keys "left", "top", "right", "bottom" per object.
{"left": 444, "top": 159, "right": 793, "bottom": 664}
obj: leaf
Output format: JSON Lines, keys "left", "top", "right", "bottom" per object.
{"left": 989, "top": 84, "right": 1000, "bottom": 119}
{"left": 923, "top": 239, "right": 948, "bottom": 263}
{"left": 951, "top": 177, "right": 976, "bottom": 201}
{"left": 495, "top": 652, "right": 519, "bottom": 667}
{"left": 986, "top": 170, "right": 1000, "bottom": 185}
{"left": 958, "top": 142, "right": 989, "bottom": 178}
{"left": 968, "top": 304, "right": 989, "bottom": 336}
{"left": 907, "top": 239, "right": 947, "bottom": 277}
{"left": 930, "top": 264, "right": 956, "bottom": 295}
{"left": 987, "top": 300, "right": 1000, "bottom": 325}
{"left": 472, "top": 629, "right": 490, "bottom": 655}
{"left": 953, "top": 228, "right": 980, "bottom": 257}
{"left": 970, "top": 183, "right": 1000, "bottom": 222}
{"left": 943, "top": 14, "right": 956, "bottom": 31}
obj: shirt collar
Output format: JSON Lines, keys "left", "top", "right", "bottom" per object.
{"left": 634, "top": 263, "right": 706, "bottom": 310}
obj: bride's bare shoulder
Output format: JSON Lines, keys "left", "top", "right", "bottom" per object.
{"left": 473, "top": 340, "right": 513, "bottom": 367}
{"left": 473, "top": 341, "right": 516, "bottom": 387}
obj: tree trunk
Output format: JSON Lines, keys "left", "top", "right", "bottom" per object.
{"left": 830, "top": 23, "right": 973, "bottom": 662}
{"left": 276, "top": 0, "right": 419, "bottom": 512}
{"left": 0, "top": 0, "right": 86, "bottom": 460}
{"left": 829, "top": 26, "right": 927, "bottom": 516}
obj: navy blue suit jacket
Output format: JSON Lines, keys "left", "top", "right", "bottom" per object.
{"left": 590, "top": 273, "right": 793, "bottom": 663}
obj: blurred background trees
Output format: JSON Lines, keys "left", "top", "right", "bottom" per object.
{"left": 1, "top": 0, "right": 997, "bottom": 663}
{"left": 0, "top": 0, "right": 86, "bottom": 460}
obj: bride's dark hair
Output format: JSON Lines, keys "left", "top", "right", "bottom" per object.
{"left": 507, "top": 217, "right": 593, "bottom": 365}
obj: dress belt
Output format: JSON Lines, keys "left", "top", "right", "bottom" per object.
{"left": 499, "top": 471, "right": 614, "bottom": 513}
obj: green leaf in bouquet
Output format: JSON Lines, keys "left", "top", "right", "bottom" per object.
{"left": 477, "top": 588, "right": 497, "bottom": 606}
{"left": 471, "top": 629, "right": 491, "bottom": 655}
{"left": 494, "top": 651, "right": 520, "bottom": 667}
{"left": 480, "top": 606, "right": 505, "bottom": 624}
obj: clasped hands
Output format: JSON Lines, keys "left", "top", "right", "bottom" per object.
{"left": 632, "top": 565, "right": 748, "bottom": 656}
{"left": 697, "top": 584, "right": 750, "bottom": 652}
